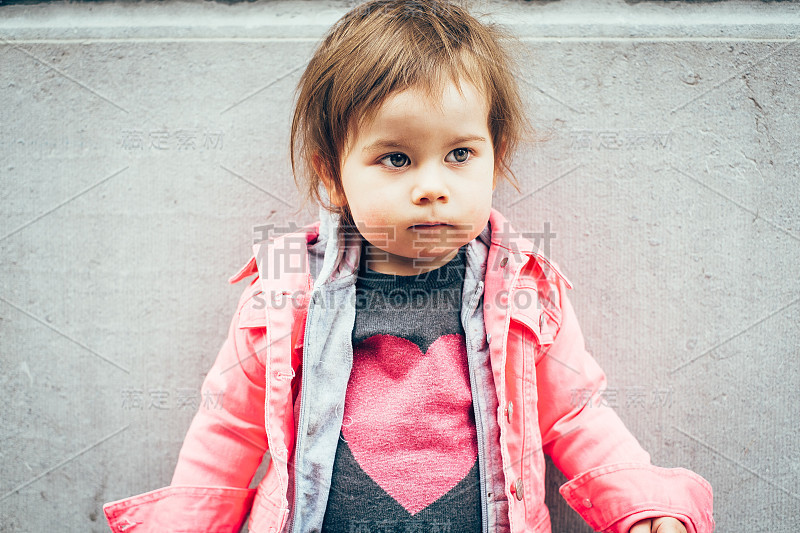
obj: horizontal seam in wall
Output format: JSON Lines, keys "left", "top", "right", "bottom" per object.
{"left": 1, "top": 37, "right": 798, "bottom": 44}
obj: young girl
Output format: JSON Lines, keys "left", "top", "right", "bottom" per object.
{"left": 104, "top": 1, "right": 714, "bottom": 532}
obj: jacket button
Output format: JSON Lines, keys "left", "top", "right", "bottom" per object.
{"left": 583, "top": 497, "right": 592, "bottom": 508}
{"left": 513, "top": 478, "right": 524, "bottom": 500}
{"left": 500, "top": 257, "right": 508, "bottom": 267}
{"left": 486, "top": 333, "right": 492, "bottom": 344}
{"left": 506, "top": 401, "right": 514, "bottom": 422}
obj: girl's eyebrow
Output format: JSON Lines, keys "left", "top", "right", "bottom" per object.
{"left": 362, "top": 135, "right": 489, "bottom": 154}
{"left": 362, "top": 139, "right": 407, "bottom": 154}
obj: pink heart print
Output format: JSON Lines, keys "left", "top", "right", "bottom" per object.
{"left": 342, "top": 333, "right": 478, "bottom": 514}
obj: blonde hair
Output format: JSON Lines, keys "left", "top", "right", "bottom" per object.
{"left": 291, "top": 0, "right": 530, "bottom": 218}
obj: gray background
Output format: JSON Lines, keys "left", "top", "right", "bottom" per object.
{"left": 1, "top": 0, "right": 798, "bottom": 531}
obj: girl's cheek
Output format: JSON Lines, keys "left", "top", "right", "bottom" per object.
{"left": 354, "top": 211, "right": 391, "bottom": 239}
{"left": 362, "top": 206, "right": 392, "bottom": 226}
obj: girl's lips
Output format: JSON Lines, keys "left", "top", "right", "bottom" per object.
{"left": 410, "top": 222, "right": 450, "bottom": 229}
{"left": 411, "top": 222, "right": 450, "bottom": 228}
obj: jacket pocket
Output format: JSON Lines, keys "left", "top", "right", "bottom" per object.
{"left": 509, "top": 282, "right": 558, "bottom": 348}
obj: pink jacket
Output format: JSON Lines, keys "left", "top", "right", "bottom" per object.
{"left": 104, "top": 209, "right": 714, "bottom": 533}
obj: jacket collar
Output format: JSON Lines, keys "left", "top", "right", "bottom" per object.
{"left": 486, "top": 209, "right": 572, "bottom": 290}
{"left": 310, "top": 207, "right": 362, "bottom": 289}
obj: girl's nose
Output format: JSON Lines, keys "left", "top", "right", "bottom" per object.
{"left": 411, "top": 168, "right": 449, "bottom": 204}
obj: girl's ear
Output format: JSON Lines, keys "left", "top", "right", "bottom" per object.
{"left": 312, "top": 153, "right": 347, "bottom": 207}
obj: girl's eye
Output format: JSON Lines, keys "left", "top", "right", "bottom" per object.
{"left": 446, "top": 148, "right": 471, "bottom": 163}
{"left": 380, "top": 153, "right": 409, "bottom": 168}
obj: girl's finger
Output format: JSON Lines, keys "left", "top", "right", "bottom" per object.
{"left": 629, "top": 519, "right": 652, "bottom": 533}
{"left": 653, "top": 517, "right": 688, "bottom": 533}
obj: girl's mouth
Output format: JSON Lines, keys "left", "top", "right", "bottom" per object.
{"left": 410, "top": 222, "right": 450, "bottom": 229}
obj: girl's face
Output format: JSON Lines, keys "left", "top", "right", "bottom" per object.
{"left": 329, "top": 80, "right": 497, "bottom": 275}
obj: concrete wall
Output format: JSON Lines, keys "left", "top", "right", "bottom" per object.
{"left": 1, "top": 1, "right": 798, "bottom": 531}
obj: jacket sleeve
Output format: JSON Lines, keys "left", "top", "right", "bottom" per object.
{"left": 535, "top": 283, "right": 714, "bottom": 533}
{"left": 103, "top": 278, "right": 268, "bottom": 533}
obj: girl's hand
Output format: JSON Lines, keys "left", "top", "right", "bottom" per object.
{"left": 629, "top": 517, "right": 688, "bottom": 533}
